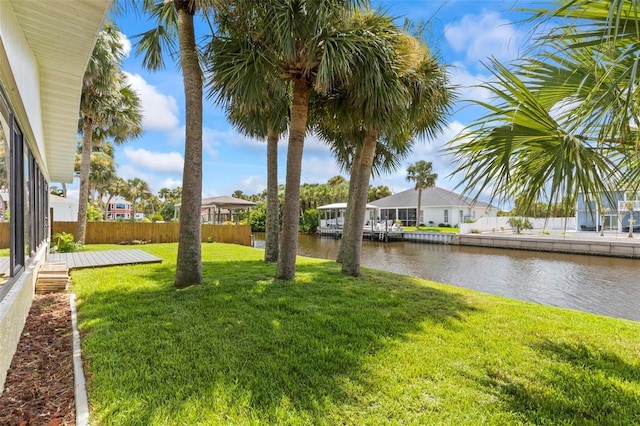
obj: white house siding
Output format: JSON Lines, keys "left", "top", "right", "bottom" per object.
{"left": 0, "top": 1, "right": 45, "bottom": 156}
{"left": 0, "top": 244, "right": 46, "bottom": 391}
{"left": 0, "top": 0, "right": 111, "bottom": 391}
{"left": 50, "top": 196, "right": 79, "bottom": 222}
{"left": 371, "top": 187, "right": 498, "bottom": 227}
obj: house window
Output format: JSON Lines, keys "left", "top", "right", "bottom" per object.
{"left": 444, "top": 209, "right": 448, "bottom": 223}
{"left": 379, "top": 209, "right": 396, "bottom": 223}
{"left": 116, "top": 203, "right": 126, "bottom": 210}
{"left": 459, "top": 210, "right": 464, "bottom": 224}
{"left": 0, "top": 85, "right": 49, "bottom": 301}
{"left": 397, "top": 208, "right": 417, "bottom": 226}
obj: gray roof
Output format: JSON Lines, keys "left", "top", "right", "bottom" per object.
{"left": 201, "top": 196, "right": 256, "bottom": 208}
{"left": 369, "top": 187, "right": 493, "bottom": 209}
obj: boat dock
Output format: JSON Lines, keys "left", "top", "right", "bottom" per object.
{"left": 317, "top": 227, "right": 456, "bottom": 244}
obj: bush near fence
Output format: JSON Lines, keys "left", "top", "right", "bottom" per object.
{"left": 47, "top": 222, "right": 252, "bottom": 246}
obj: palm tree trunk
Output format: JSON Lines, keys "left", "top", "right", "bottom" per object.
{"left": 336, "top": 145, "right": 363, "bottom": 264}
{"left": 175, "top": 4, "right": 203, "bottom": 287}
{"left": 76, "top": 117, "right": 93, "bottom": 244}
{"left": 265, "top": 128, "right": 279, "bottom": 262}
{"left": 276, "top": 79, "right": 310, "bottom": 280}
{"left": 341, "top": 130, "right": 378, "bottom": 276}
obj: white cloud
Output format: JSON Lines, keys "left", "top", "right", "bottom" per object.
{"left": 449, "top": 62, "right": 493, "bottom": 105}
{"left": 445, "top": 11, "right": 520, "bottom": 64}
{"left": 160, "top": 178, "right": 182, "bottom": 189}
{"left": 118, "top": 32, "right": 132, "bottom": 58}
{"left": 301, "top": 155, "right": 343, "bottom": 184}
{"left": 123, "top": 147, "right": 184, "bottom": 174}
{"left": 368, "top": 120, "right": 468, "bottom": 194}
{"left": 124, "top": 72, "right": 180, "bottom": 132}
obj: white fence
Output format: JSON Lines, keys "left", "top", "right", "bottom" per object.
{"left": 459, "top": 216, "right": 576, "bottom": 234}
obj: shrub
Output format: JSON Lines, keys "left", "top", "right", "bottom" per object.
{"left": 300, "top": 209, "right": 319, "bottom": 233}
{"left": 428, "top": 221, "right": 434, "bottom": 226}
{"left": 86, "top": 203, "right": 103, "bottom": 222}
{"left": 51, "top": 232, "right": 81, "bottom": 253}
{"left": 508, "top": 217, "right": 533, "bottom": 234}
{"left": 471, "top": 229, "right": 481, "bottom": 234}
{"left": 249, "top": 203, "right": 266, "bottom": 232}
{"left": 438, "top": 223, "right": 446, "bottom": 227}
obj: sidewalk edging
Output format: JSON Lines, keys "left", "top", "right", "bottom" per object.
{"left": 70, "top": 294, "right": 89, "bottom": 426}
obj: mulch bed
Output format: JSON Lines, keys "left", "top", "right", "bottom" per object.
{"left": 0, "top": 293, "right": 75, "bottom": 426}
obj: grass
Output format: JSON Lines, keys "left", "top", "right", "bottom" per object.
{"left": 402, "top": 226, "right": 459, "bottom": 233}
{"left": 73, "top": 243, "right": 640, "bottom": 425}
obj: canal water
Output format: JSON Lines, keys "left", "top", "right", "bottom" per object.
{"left": 253, "top": 233, "right": 640, "bottom": 322}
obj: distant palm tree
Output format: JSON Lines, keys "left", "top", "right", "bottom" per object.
{"left": 77, "top": 23, "right": 143, "bottom": 243}
{"left": 125, "top": 177, "right": 151, "bottom": 221}
{"left": 103, "top": 177, "right": 126, "bottom": 220}
{"left": 406, "top": 161, "right": 438, "bottom": 226}
{"left": 158, "top": 187, "right": 172, "bottom": 201}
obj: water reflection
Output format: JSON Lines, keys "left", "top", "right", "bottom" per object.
{"left": 254, "top": 233, "right": 640, "bottom": 322}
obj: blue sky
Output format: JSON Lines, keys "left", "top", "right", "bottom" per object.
{"left": 65, "top": 0, "right": 532, "bottom": 203}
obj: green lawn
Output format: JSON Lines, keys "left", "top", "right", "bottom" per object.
{"left": 402, "top": 226, "right": 459, "bottom": 233}
{"left": 73, "top": 243, "right": 640, "bottom": 425}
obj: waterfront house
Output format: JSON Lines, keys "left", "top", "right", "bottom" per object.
{"left": 106, "top": 198, "right": 133, "bottom": 220}
{"left": 369, "top": 186, "right": 498, "bottom": 227}
{"left": 576, "top": 190, "right": 640, "bottom": 232}
{"left": 0, "top": 0, "right": 110, "bottom": 390}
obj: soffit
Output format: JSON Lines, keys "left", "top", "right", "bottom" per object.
{"left": 9, "top": 0, "right": 111, "bottom": 182}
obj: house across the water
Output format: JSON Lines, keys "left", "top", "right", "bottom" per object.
{"left": 369, "top": 186, "right": 498, "bottom": 227}
{"left": 576, "top": 191, "right": 640, "bottom": 232}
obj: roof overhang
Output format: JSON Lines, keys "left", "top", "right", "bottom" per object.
{"left": 6, "top": 0, "right": 111, "bottom": 182}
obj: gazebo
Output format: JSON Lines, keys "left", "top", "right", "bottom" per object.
{"left": 175, "top": 196, "right": 256, "bottom": 224}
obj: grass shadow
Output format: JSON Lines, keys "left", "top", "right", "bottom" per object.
{"left": 74, "top": 251, "right": 475, "bottom": 424}
{"left": 479, "top": 338, "right": 640, "bottom": 425}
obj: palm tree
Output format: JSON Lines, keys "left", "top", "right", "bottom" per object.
{"left": 77, "top": 23, "right": 143, "bottom": 243}
{"left": 211, "top": 0, "right": 396, "bottom": 280}
{"left": 211, "top": 92, "right": 289, "bottom": 263}
{"left": 406, "top": 161, "right": 438, "bottom": 226}
{"left": 158, "top": 187, "right": 172, "bottom": 201}
{"left": 451, "top": 0, "right": 640, "bottom": 215}
{"left": 103, "top": 177, "right": 126, "bottom": 220}
{"left": 125, "top": 177, "right": 151, "bottom": 221}
{"left": 314, "top": 20, "right": 452, "bottom": 276}
{"left": 134, "top": 0, "right": 218, "bottom": 287}
{"left": 446, "top": 5, "right": 637, "bottom": 217}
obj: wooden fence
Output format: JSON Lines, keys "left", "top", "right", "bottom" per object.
{"left": 0, "top": 223, "right": 7, "bottom": 248}
{"left": 50, "top": 222, "right": 252, "bottom": 246}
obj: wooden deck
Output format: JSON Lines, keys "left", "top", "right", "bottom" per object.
{"left": 47, "top": 249, "right": 162, "bottom": 270}
{"left": 0, "top": 257, "right": 8, "bottom": 276}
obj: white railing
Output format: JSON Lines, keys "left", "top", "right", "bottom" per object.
{"left": 618, "top": 200, "right": 640, "bottom": 212}
{"left": 459, "top": 216, "right": 576, "bottom": 234}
